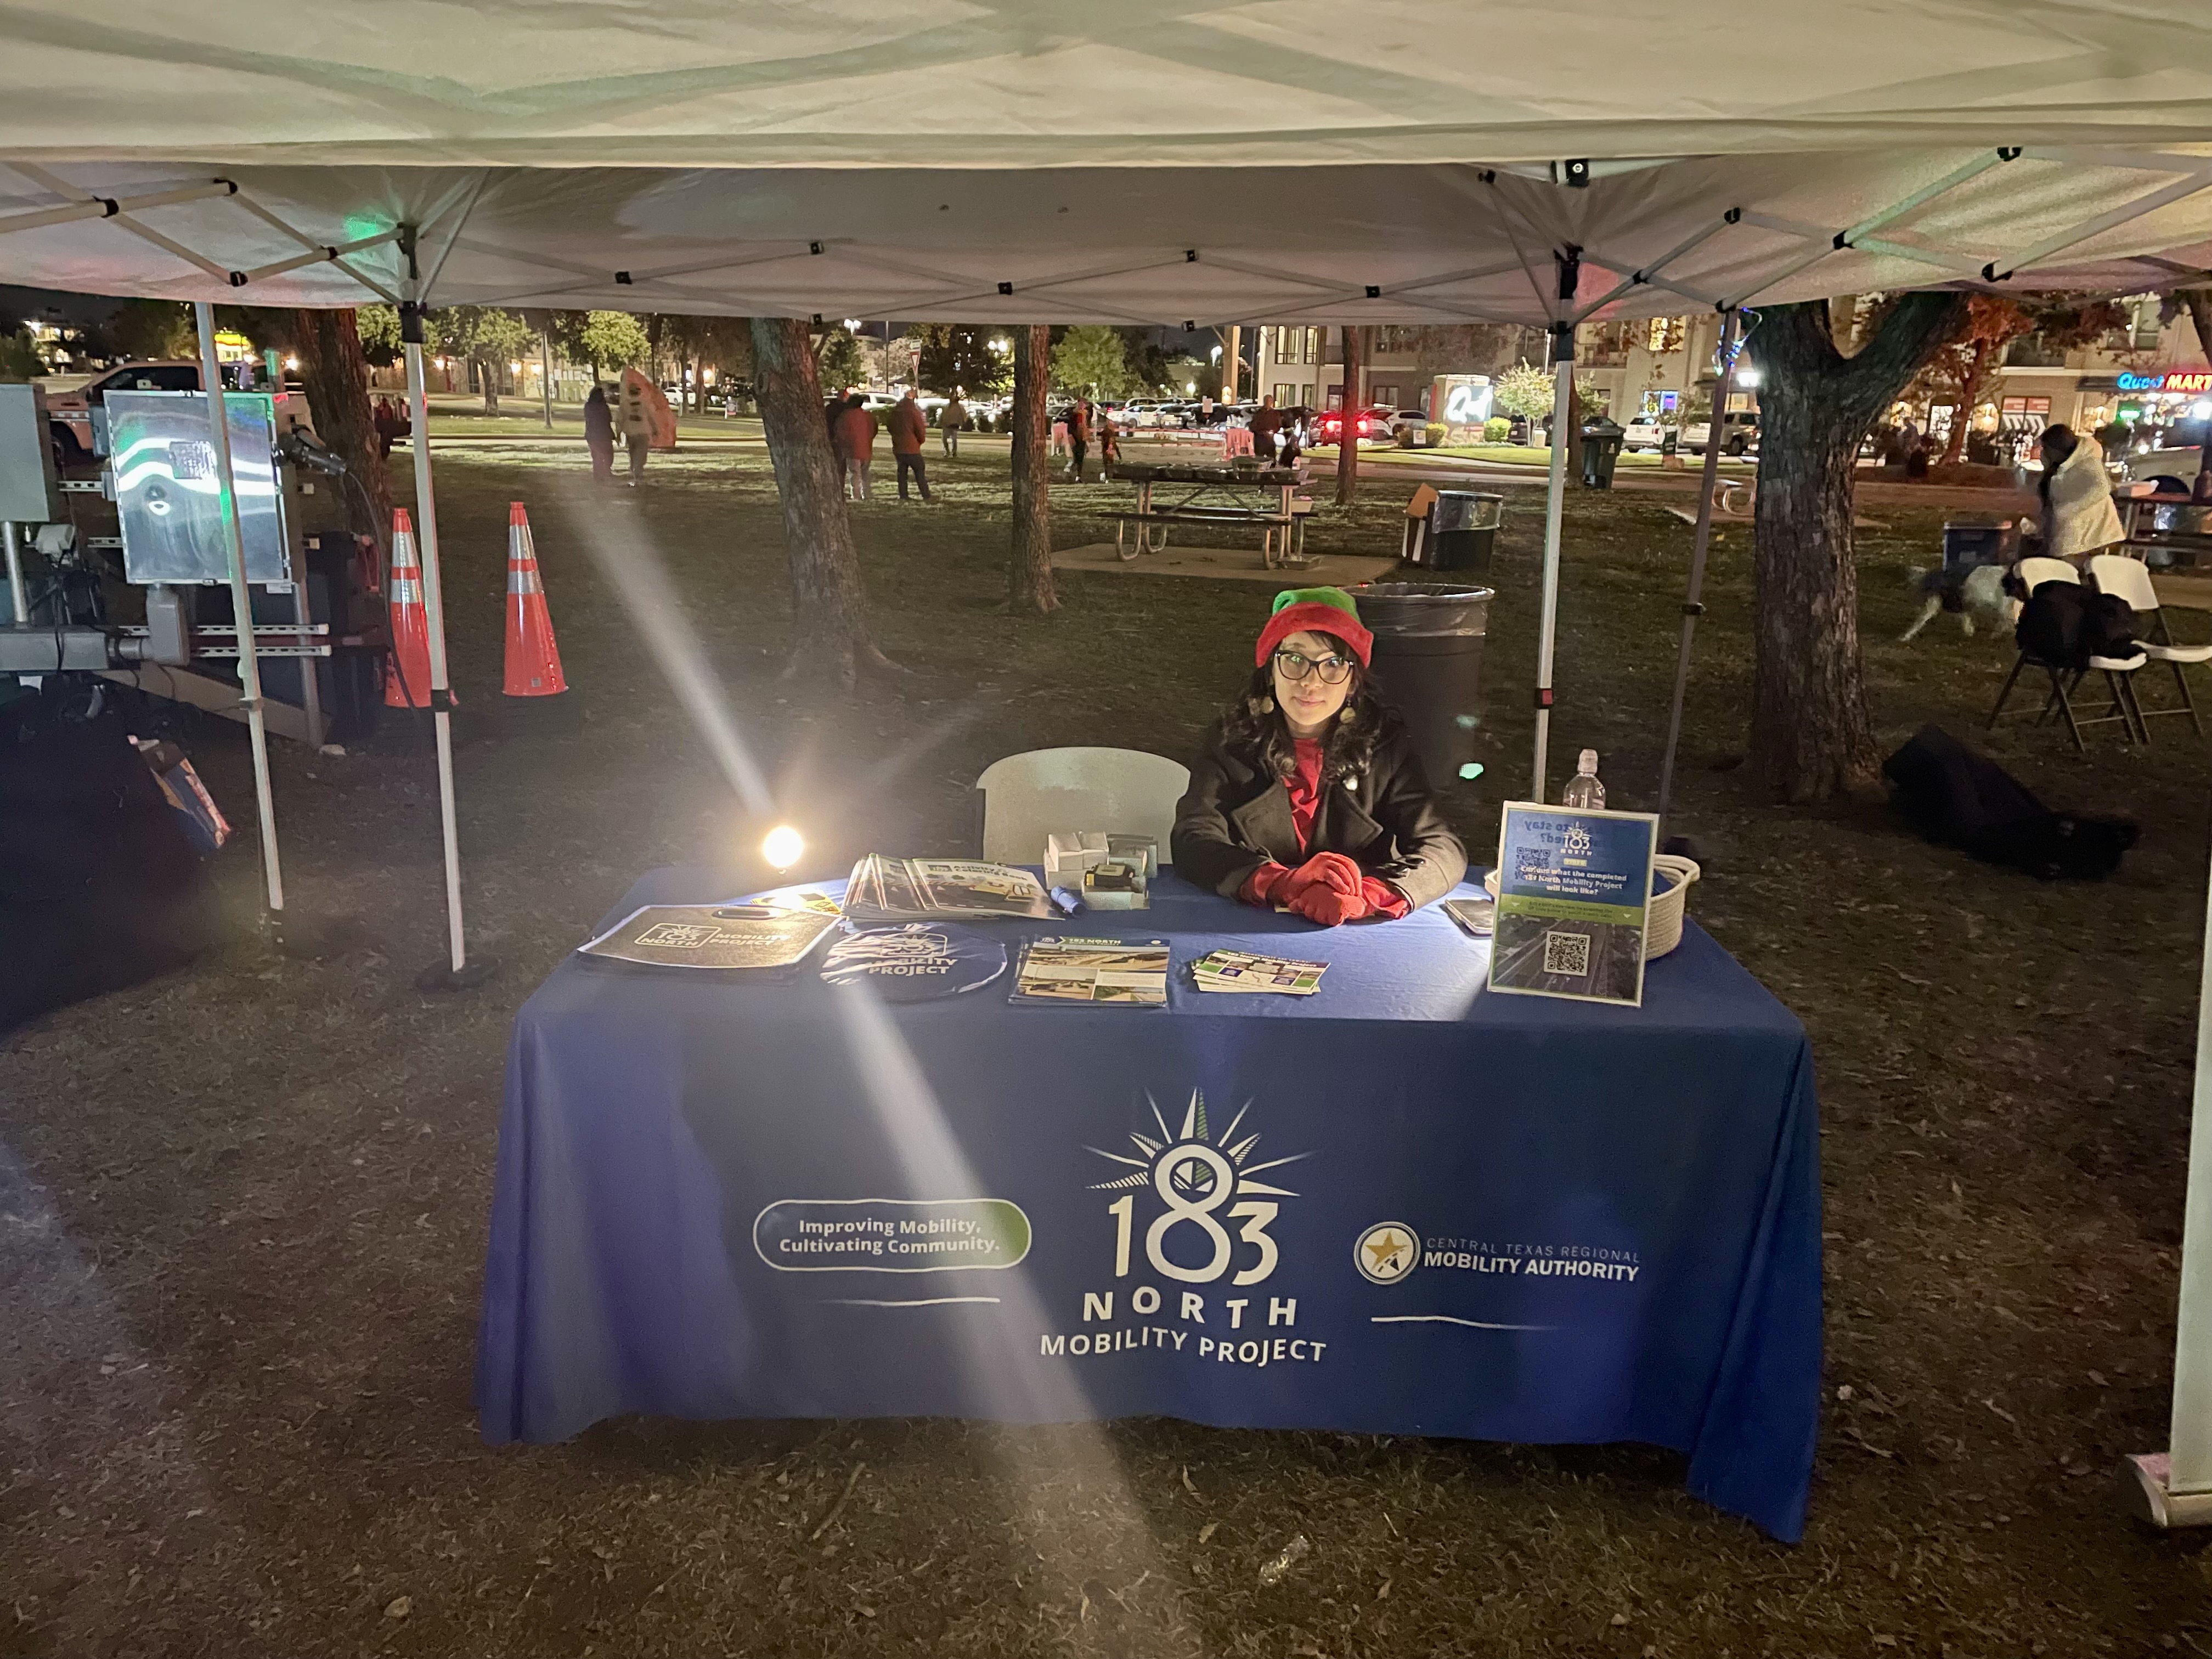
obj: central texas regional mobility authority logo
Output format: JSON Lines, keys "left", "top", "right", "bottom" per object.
{"left": 1354, "top": 1221, "right": 1421, "bottom": 1284}
{"left": 1087, "top": 1091, "right": 1307, "bottom": 1285}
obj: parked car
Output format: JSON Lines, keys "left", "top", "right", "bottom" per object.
{"left": 1316, "top": 405, "right": 1397, "bottom": 448}
{"left": 1387, "top": 408, "right": 1437, "bottom": 445}
{"left": 45, "top": 359, "right": 312, "bottom": 465}
{"left": 2123, "top": 437, "right": 2205, "bottom": 497}
{"left": 1623, "top": 417, "right": 1677, "bottom": 452}
{"left": 1683, "top": 410, "right": 1759, "bottom": 456}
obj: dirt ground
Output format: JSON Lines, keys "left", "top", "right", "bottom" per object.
{"left": 4, "top": 434, "right": 2211, "bottom": 1658}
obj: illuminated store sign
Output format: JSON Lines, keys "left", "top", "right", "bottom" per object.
{"left": 2116, "top": 370, "right": 2212, "bottom": 393}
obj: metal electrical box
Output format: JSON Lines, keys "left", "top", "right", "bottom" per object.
{"left": 108, "top": 390, "right": 292, "bottom": 585}
{"left": 0, "top": 383, "right": 61, "bottom": 522}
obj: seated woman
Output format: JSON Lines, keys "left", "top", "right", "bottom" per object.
{"left": 1172, "top": 587, "right": 1467, "bottom": 925}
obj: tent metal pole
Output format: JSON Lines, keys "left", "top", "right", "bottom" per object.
{"left": 541, "top": 332, "right": 554, "bottom": 430}
{"left": 406, "top": 334, "right": 471, "bottom": 978}
{"left": 4, "top": 522, "right": 27, "bottom": 623}
{"left": 1656, "top": 309, "right": 1743, "bottom": 832}
{"left": 194, "top": 302, "right": 285, "bottom": 916}
{"left": 2123, "top": 811, "right": 2212, "bottom": 1527}
{"left": 1532, "top": 338, "right": 1573, "bottom": 804}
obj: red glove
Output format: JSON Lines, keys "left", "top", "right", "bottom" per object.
{"left": 1239, "top": 862, "right": 1293, "bottom": 907}
{"left": 1359, "top": 876, "right": 1410, "bottom": 919}
{"left": 1290, "top": 881, "right": 1368, "bottom": 926}
{"left": 1280, "top": 851, "right": 1364, "bottom": 905}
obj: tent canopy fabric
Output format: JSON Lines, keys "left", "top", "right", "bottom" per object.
{"left": 4, "top": 3, "right": 2212, "bottom": 320}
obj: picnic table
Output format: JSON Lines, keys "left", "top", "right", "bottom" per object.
{"left": 1104, "top": 459, "right": 1314, "bottom": 568}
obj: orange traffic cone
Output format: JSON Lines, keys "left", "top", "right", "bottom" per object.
{"left": 383, "top": 508, "right": 433, "bottom": 708}
{"left": 502, "top": 502, "right": 567, "bottom": 698}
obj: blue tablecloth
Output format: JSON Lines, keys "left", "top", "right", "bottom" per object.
{"left": 478, "top": 867, "right": 1821, "bottom": 1540}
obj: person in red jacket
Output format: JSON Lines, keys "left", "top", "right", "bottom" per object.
{"left": 834, "top": 394, "right": 878, "bottom": 500}
{"left": 887, "top": 388, "right": 934, "bottom": 503}
{"left": 1171, "top": 586, "right": 1466, "bottom": 923}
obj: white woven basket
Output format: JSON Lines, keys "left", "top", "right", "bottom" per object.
{"left": 1480, "top": 853, "right": 1702, "bottom": 960}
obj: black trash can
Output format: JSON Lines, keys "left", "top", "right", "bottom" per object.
{"left": 1580, "top": 417, "right": 1626, "bottom": 488}
{"left": 1425, "top": 490, "right": 1503, "bottom": 574}
{"left": 1347, "top": 582, "right": 1492, "bottom": 787}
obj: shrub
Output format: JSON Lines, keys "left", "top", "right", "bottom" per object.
{"left": 1484, "top": 416, "right": 1510, "bottom": 442}
{"left": 1426, "top": 423, "right": 1451, "bottom": 446}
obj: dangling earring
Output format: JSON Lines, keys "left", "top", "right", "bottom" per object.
{"left": 1253, "top": 695, "right": 1274, "bottom": 714}
{"left": 1339, "top": 706, "right": 1356, "bottom": 724}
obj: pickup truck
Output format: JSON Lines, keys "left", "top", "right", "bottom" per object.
{"left": 46, "top": 359, "right": 311, "bottom": 465}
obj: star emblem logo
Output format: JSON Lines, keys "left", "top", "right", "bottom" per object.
{"left": 1353, "top": 1222, "right": 1420, "bottom": 1285}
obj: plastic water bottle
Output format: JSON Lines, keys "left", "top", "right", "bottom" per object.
{"left": 1559, "top": 749, "right": 1605, "bottom": 809}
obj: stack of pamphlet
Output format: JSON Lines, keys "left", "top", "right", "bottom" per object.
{"left": 578, "top": 904, "right": 840, "bottom": 972}
{"left": 1009, "top": 938, "right": 1170, "bottom": 1006}
{"left": 1189, "top": 948, "right": 1327, "bottom": 996}
{"left": 844, "top": 855, "right": 1056, "bottom": 923}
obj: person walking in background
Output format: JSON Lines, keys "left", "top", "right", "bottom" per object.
{"left": 888, "top": 387, "right": 933, "bottom": 503}
{"left": 836, "top": 393, "right": 878, "bottom": 500}
{"left": 583, "top": 383, "right": 615, "bottom": 482}
{"left": 1249, "top": 394, "right": 1282, "bottom": 464}
{"left": 1067, "top": 396, "right": 1091, "bottom": 483}
{"left": 1279, "top": 407, "right": 1306, "bottom": 468}
{"left": 617, "top": 373, "right": 654, "bottom": 484}
{"left": 371, "top": 396, "right": 399, "bottom": 460}
{"left": 1098, "top": 403, "right": 1121, "bottom": 472}
{"left": 940, "top": 390, "right": 967, "bottom": 458}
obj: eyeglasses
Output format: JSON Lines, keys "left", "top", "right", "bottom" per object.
{"left": 1273, "top": 648, "right": 1354, "bottom": 686}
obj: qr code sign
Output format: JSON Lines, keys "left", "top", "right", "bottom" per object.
{"left": 1543, "top": 930, "right": 1592, "bottom": 978}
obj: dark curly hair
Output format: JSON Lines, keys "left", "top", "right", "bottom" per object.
{"left": 1218, "top": 628, "right": 1404, "bottom": 784}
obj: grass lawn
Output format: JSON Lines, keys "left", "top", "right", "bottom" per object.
{"left": 4, "top": 438, "right": 2208, "bottom": 1656}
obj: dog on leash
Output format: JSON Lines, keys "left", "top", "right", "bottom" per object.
{"left": 1901, "top": 561, "right": 2023, "bottom": 642}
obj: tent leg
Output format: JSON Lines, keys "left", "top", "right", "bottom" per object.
{"left": 2126, "top": 806, "right": 2212, "bottom": 1527}
{"left": 405, "top": 331, "right": 496, "bottom": 991}
{"left": 1532, "top": 345, "right": 1572, "bottom": 803}
{"left": 194, "top": 302, "right": 285, "bottom": 919}
{"left": 1656, "top": 309, "right": 1743, "bottom": 832}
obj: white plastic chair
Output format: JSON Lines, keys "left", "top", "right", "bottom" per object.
{"left": 975, "top": 748, "right": 1190, "bottom": 867}
{"left": 2091, "top": 553, "right": 2211, "bottom": 737}
{"left": 1989, "top": 556, "right": 2147, "bottom": 749}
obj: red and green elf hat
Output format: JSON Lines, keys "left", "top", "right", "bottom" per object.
{"left": 1255, "top": 586, "right": 1374, "bottom": 668}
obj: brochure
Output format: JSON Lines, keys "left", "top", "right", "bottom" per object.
{"left": 1487, "top": 801, "right": 1657, "bottom": 1007}
{"left": 1009, "top": 937, "right": 1170, "bottom": 1006}
{"left": 1190, "top": 948, "right": 1328, "bottom": 995}
{"left": 845, "top": 855, "right": 1055, "bottom": 922}
{"left": 578, "top": 904, "right": 840, "bottom": 971}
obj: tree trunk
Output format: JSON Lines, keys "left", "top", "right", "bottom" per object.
{"left": 1750, "top": 293, "right": 1966, "bottom": 801}
{"left": 1006, "top": 324, "right": 1059, "bottom": 615}
{"left": 748, "top": 317, "right": 896, "bottom": 684}
{"left": 1939, "top": 338, "right": 1993, "bottom": 465}
{"left": 1335, "top": 323, "right": 1364, "bottom": 505}
{"left": 290, "top": 308, "right": 393, "bottom": 553}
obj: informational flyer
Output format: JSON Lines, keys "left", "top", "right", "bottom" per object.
{"left": 1010, "top": 938, "right": 1170, "bottom": 1006}
{"left": 578, "top": 905, "right": 840, "bottom": 971}
{"left": 1487, "top": 802, "right": 1657, "bottom": 1007}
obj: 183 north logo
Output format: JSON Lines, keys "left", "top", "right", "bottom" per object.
{"left": 1039, "top": 1091, "right": 1332, "bottom": 1369}
{"left": 1088, "top": 1089, "right": 1304, "bottom": 1286}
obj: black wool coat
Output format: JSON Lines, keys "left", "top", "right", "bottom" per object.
{"left": 1170, "top": 719, "right": 1468, "bottom": 910}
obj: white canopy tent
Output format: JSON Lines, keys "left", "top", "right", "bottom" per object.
{"left": 7, "top": 0, "right": 2212, "bottom": 1521}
